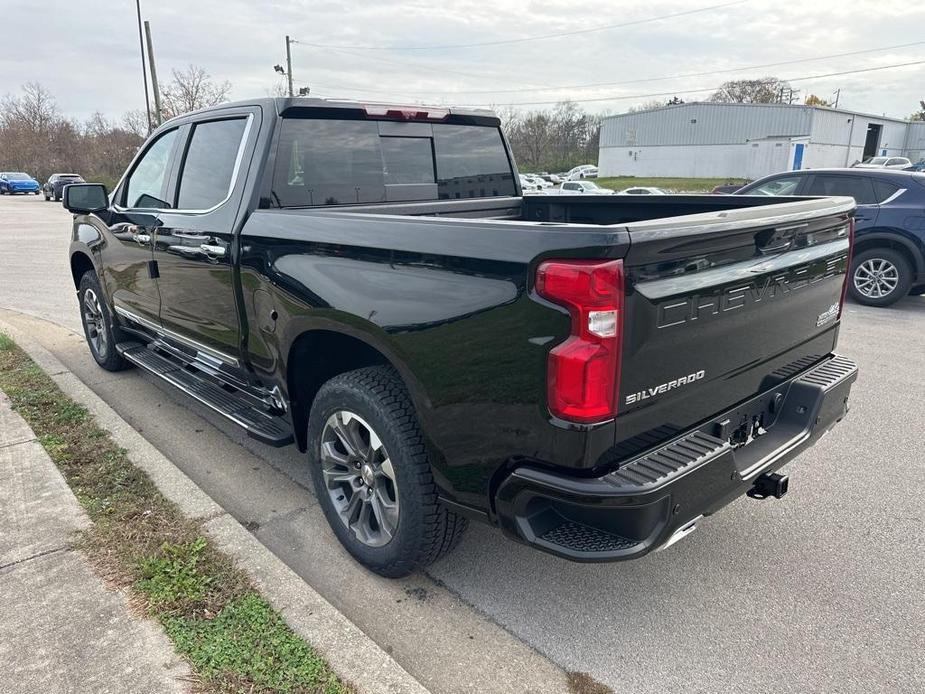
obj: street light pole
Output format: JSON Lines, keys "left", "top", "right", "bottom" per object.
{"left": 285, "top": 35, "right": 294, "bottom": 97}
{"left": 134, "top": 0, "right": 152, "bottom": 132}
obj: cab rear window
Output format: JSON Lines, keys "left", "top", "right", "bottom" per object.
{"left": 271, "top": 118, "right": 516, "bottom": 207}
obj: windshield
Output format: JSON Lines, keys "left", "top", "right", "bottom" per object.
{"left": 582, "top": 182, "right": 600, "bottom": 189}
{"left": 867, "top": 157, "right": 889, "bottom": 165}
{"left": 6, "top": 173, "right": 31, "bottom": 180}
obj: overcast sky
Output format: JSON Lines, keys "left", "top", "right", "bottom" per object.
{"left": 2, "top": 0, "right": 923, "bottom": 122}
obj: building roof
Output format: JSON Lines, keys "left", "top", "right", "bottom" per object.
{"left": 602, "top": 101, "right": 913, "bottom": 126}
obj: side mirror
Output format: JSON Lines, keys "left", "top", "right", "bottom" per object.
{"left": 63, "top": 183, "right": 109, "bottom": 214}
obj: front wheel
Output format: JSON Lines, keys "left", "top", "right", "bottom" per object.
{"left": 78, "top": 271, "right": 129, "bottom": 371}
{"left": 849, "top": 248, "right": 911, "bottom": 307}
{"left": 307, "top": 366, "right": 467, "bottom": 577}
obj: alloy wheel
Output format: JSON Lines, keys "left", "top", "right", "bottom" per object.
{"left": 853, "top": 258, "right": 899, "bottom": 299}
{"left": 320, "top": 410, "right": 399, "bottom": 547}
{"left": 82, "top": 288, "right": 108, "bottom": 357}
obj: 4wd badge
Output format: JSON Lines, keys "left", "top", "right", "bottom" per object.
{"left": 816, "top": 303, "right": 840, "bottom": 327}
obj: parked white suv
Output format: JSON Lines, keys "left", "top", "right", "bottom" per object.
{"left": 853, "top": 156, "right": 912, "bottom": 170}
{"left": 566, "top": 165, "right": 599, "bottom": 180}
{"left": 558, "top": 180, "right": 614, "bottom": 195}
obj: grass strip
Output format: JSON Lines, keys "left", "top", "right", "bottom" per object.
{"left": 0, "top": 334, "right": 349, "bottom": 694}
{"left": 593, "top": 176, "right": 747, "bottom": 192}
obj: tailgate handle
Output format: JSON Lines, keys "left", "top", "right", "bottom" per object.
{"left": 756, "top": 224, "right": 805, "bottom": 254}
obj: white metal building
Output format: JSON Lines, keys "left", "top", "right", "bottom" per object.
{"left": 598, "top": 102, "right": 925, "bottom": 180}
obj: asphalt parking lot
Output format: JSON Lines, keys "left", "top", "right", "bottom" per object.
{"left": 1, "top": 192, "right": 923, "bottom": 693}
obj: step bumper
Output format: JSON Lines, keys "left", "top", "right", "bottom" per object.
{"left": 494, "top": 355, "right": 858, "bottom": 562}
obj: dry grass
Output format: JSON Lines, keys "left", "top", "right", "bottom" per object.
{"left": 0, "top": 336, "right": 348, "bottom": 694}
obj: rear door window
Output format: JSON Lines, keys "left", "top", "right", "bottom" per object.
{"left": 872, "top": 179, "right": 902, "bottom": 203}
{"left": 176, "top": 118, "right": 248, "bottom": 210}
{"left": 745, "top": 175, "right": 803, "bottom": 196}
{"left": 804, "top": 174, "right": 876, "bottom": 205}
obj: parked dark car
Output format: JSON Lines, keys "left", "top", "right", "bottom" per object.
{"left": 43, "top": 173, "right": 86, "bottom": 201}
{"left": 904, "top": 160, "right": 925, "bottom": 172}
{"left": 736, "top": 168, "right": 925, "bottom": 306}
{"left": 62, "top": 97, "right": 857, "bottom": 577}
{"left": 0, "top": 171, "right": 41, "bottom": 195}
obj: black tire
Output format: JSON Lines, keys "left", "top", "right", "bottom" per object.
{"left": 307, "top": 366, "right": 467, "bottom": 577}
{"left": 44, "top": 193, "right": 50, "bottom": 201}
{"left": 77, "top": 271, "right": 130, "bottom": 371}
{"left": 54, "top": 192, "right": 61, "bottom": 202}
{"left": 849, "top": 248, "right": 912, "bottom": 307}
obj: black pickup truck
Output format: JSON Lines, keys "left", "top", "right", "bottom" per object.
{"left": 64, "top": 98, "right": 858, "bottom": 577}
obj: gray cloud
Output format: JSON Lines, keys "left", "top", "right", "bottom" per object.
{"left": 1, "top": 0, "right": 922, "bottom": 120}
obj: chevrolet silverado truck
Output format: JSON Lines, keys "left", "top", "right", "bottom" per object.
{"left": 63, "top": 98, "right": 858, "bottom": 577}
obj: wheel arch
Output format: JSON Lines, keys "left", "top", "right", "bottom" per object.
{"left": 852, "top": 231, "right": 924, "bottom": 277}
{"left": 69, "top": 250, "right": 96, "bottom": 289}
{"left": 285, "top": 327, "right": 427, "bottom": 452}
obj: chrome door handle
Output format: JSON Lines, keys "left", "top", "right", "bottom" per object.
{"left": 199, "top": 243, "right": 226, "bottom": 257}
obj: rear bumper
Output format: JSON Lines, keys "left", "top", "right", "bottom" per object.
{"left": 494, "top": 354, "right": 858, "bottom": 562}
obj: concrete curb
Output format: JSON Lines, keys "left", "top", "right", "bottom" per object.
{"left": 0, "top": 318, "right": 431, "bottom": 694}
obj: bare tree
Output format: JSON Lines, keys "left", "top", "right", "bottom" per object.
{"left": 1, "top": 82, "right": 59, "bottom": 132}
{"left": 910, "top": 100, "right": 925, "bottom": 122}
{"left": 804, "top": 94, "right": 833, "bottom": 107}
{"left": 160, "top": 64, "right": 232, "bottom": 120}
{"left": 0, "top": 82, "right": 144, "bottom": 188}
{"left": 503, "top": 101, "right": 602, "bottom": 172}
{"left": 709, "top": 77, "right": 790, "bottom": 104}
{"left": 121, "top": 109, "right": 151, "bottom": 138}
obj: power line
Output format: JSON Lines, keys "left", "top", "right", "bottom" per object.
{"left": 300, "top": 43, "right": 552, "bottom": 90}
{"left": 298, "top": 0, "right": 750, "bottom": 51}
{"left": 307, "top": 39, "right": 925, "bottom": 100}
{"left": 461, "top": 59, "right": 925, "bottom": 107}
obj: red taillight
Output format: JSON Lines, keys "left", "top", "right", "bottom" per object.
{"left": 535, "top": 259, "right": 624, "bottom": 423}
{"left": 838, "top": 218, "right": 856, "bottom": 318}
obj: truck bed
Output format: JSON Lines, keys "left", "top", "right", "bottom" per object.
{"left": 287, "top": 193, "right": 821, "bottom": 226}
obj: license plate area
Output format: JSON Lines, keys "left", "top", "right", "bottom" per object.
{"left": 709, "top": 385, "right": 789, "bottom": 452}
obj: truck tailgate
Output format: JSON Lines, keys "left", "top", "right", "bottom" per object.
{"left": 614, "top": 196, "right": 854, "bottom": 457}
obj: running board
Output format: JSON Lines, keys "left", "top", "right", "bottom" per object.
{"left": 116, "top": 342, "right": 293, "bottom": 447}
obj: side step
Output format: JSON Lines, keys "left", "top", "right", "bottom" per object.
{"left": 117, "top": 342, "right": 293, "bottom": 447}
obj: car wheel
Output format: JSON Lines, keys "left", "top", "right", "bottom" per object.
{"left": 44, "top": 193, "right": 50, "bottom": 201}
{"left": 307, "top": 366, "right": 468, "bottom": 577}
{"left": 849, "top": 248, "right": 912, "bottom": 307}
{"left": 54, "top": 192, "right": 61, "bottom": 202}
{"left": 78, "top": 271, "right": 130, "bottom": 371}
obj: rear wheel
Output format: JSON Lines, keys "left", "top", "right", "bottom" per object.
{"left": 307, "top": 366, "right": 467, "bottom": 577}
{"left": 78, "top": 271, "right": 129, "bottom": 371}
{"left": 849, "top": 248, "right": 911, "bottom": 307}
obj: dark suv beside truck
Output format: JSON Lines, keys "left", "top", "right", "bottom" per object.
{"left": 737, "top": 168, "right": 925, "bottom": 306}
{"left": 63, "top": 98, "right": 858, "bottom": 576}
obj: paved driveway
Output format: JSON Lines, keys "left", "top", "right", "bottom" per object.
{"left": 2, "top": 193, "right": 922, "bottom": 693}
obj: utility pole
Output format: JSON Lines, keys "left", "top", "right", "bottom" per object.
{"left": 134, "top": 0, "right": 152, "bottom": 132}
{"left": 833, "top": 89, "right": 841, "bottom": 109}
{"left": 285, "top": 35, "right": 294, "bottom": 97}
{"left": 144, "top": 21, "right": 162, "bottom": 126}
